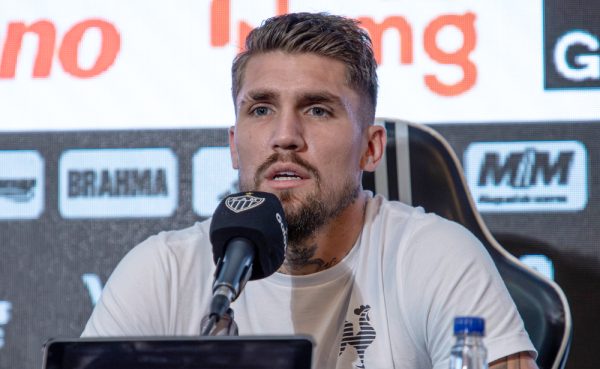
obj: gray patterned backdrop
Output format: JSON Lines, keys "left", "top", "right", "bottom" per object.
{"left": 1, "top": 123, "right": 599, "bottom": 369}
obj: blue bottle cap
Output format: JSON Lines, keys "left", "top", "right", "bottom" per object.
{"left": 454, "top": 316, "right": 485, "bottom": 335}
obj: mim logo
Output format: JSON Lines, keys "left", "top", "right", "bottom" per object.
{"left": 477, "top": 148, "right": 572, "bottom": 188}
{"left": 464, "top": 141, "right": 588, "bottom": 212}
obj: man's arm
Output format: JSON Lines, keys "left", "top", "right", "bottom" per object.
{"left": 490, "top": 352, "right": 539, "bottom": 369}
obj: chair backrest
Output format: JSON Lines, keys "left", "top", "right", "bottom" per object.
{"left": 362, "top": 119, "right": 572, "bottom": 369}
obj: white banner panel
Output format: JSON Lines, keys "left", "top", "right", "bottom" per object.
{"left": 0, "top": 150, "right": 44, "bottom": 219}
{"left": 59, "top": 148, "right": 178, "bottom": 218}
{"left": 0, "top": 0, "right": 599, "bottom": 131}
{"left": 464, "top": 140, "right": 588, "bottom": 212}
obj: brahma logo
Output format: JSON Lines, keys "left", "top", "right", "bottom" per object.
{"left": 0, "top": 150, "right": 44, "bottom": 220}
{"left": 464, "top": 141, "right": 588, "bottom": 212}
{"left": 544, "top": 0, "right": 600, "bottom": 88}
{"left": 59, "top": 148, "right": 178, "bottom": 218}
{"left": 210, "top": 0, "right": 478, "bottom": 96}
{"left": 193, "top": 147, "right": 238, "bottom": 217}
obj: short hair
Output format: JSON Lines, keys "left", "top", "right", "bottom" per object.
{"left": 231, "top": 12, "right": 378, "bottom": 122}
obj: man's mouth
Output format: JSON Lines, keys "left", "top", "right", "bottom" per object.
{"left": 264, "top": 162, "right": 311, "bottom": 181}
{"left": 252, "top": 153, "right": 320, "bottom": 190}
{"left": 273, "top": 171, "right": 303, "bottom": 181}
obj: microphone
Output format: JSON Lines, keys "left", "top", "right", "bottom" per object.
{"left": 206, "top": 191, "right": 288, "bottom": 330}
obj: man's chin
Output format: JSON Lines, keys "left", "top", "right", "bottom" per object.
{"left": 250, "top": 184, "right": 316, "bottom": 216}
{"left": 277, "top": 188, "right": 296, "bottom": 202}
{"left": 255, "top": 186, "right": 301, "bottom": 202}
{"left": 272, "top": 190, "right": 310, "bottom": 218}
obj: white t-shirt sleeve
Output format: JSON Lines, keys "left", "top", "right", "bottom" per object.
{"left": 396, "top": 214, "right": 535, "bottom": 369}
{"left": 81, "top": 233, "right": 176, "bottom": 336}
{"left": 81, "top": 223, "right": 215, "bottom": 337}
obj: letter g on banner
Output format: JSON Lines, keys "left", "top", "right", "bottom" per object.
{"left": 554, "top": 30, "right": 600, "bottom": 82}
{"left": 424, "top": 12, "right": 477, "bottom": 96}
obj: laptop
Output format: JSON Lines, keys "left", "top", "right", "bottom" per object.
{"left": 43, "top": 336, "right": 313, "bottom": 369}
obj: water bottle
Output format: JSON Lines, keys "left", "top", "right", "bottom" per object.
{"left": 449, "top": 316, "right": 488, "bottom": 369}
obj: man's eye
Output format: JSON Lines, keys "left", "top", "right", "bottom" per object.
{"left": 252, "top": 106, "right": 271, "bottom": 116}
{"left": 309, "top": 106, "right": 329, "bottom": 117}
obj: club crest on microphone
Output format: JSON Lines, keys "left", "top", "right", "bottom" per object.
{"left": 225, "top": 193, "right": 265, "bottom": 213}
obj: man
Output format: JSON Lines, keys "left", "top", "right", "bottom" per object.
{"left": 83, "top": 12, "right": 538, "bottom": 369}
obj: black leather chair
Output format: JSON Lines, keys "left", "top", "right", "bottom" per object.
{"left": 362, "top": 119, "right": 572, "bottom": 369}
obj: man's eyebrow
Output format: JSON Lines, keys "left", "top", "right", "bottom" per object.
{"left": 298, "top": 92, "right": 343, "bottom": 106}
{"left": 239, "top": 89, "right": 279, "bottom": 105}
{"left": 236, "top": 90, "right": 344, "bottom": 111}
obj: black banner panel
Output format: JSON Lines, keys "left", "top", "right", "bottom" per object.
{"left": 436, "top": 122, "right": 600, "bottom": 369}
{"left": 1, "top": 123, "right": 599, "bottom": 369}
{"left": 544, "top": 0, "right": 600, "bottom": 89}
{"left": 0, "top": 129, "right": 231, "bottom": 369}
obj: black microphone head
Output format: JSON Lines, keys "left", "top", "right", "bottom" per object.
{"left": 209, "top": 191, "right": 287, "bottom": 280}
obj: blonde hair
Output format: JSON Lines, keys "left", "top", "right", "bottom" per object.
{"left": 231, "top": 12, "right": 378, "bottom": 121}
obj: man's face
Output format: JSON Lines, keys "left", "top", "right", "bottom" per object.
{"left": 229, "top": 52, "right": 371, "bottom": 243}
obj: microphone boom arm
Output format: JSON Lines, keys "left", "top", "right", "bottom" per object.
{"left": 209, "top": 237, "right": 255, "bottom": 321}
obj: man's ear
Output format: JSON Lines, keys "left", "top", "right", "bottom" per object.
{"left": 228, "top": 126, "right": 239, "bottom": 169}
{"left": 361, "top": 124, "right": 386, "bottom": 172}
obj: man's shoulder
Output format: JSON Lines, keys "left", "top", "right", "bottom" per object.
{"left": 130, "top": 219, "right": 213, "bottom": 261}
{"left": 156, "top": 219, "right": 212, "bottom": 246}
{"left": 368, "top": 194, "right": 478, "bottom": 253}
{"left": 369, "top": 194, "right": 449, "bottom": 231}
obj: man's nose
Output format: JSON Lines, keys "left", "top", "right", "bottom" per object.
{"left": 270, "top": 111, "right": 305, "bottom": 151}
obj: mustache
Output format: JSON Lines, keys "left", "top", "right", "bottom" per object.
{"left": 254, "top": 153, "right": 321, "bottom": 186}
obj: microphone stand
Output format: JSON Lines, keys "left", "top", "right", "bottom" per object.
{"left": 200, "top": 308, "right": 239, "bottom": 336}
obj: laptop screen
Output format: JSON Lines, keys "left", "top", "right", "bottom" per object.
{"left": 43, "top": 337, "right": 313, "bottom": 369}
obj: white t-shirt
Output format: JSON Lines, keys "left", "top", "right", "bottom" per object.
{"left": 82, "top": 194, "right": 535, "bottom": 369}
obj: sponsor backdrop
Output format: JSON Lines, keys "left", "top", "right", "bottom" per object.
{"left": 0, "top": 1, "right": 598, "bottom": 369}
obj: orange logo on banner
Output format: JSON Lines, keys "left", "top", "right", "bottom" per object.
{"left": 0, "top": 19, "right": 120, "bottom": 79}
{"left": 423, "top": 13, "right": 477, "bottom": 96}
{"left": 211, "top": 0, "right": 288, "bottom": 49}
{"left": 209, "top": 0, "right": 477, "bottom": 97}
{"left": 360, "top": 12, "right": 477, "bottom": 96}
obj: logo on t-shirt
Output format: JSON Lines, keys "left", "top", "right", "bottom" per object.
{"left": 339, "top": 304, "right": 376, "bottom": 368}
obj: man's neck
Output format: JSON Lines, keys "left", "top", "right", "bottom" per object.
{"left": 278, "top": 191, "right": 368, "bottom": 275}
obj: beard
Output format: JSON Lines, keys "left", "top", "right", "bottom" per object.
{"left": 239, "top": 152, "right": 360, "bottom": 246}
